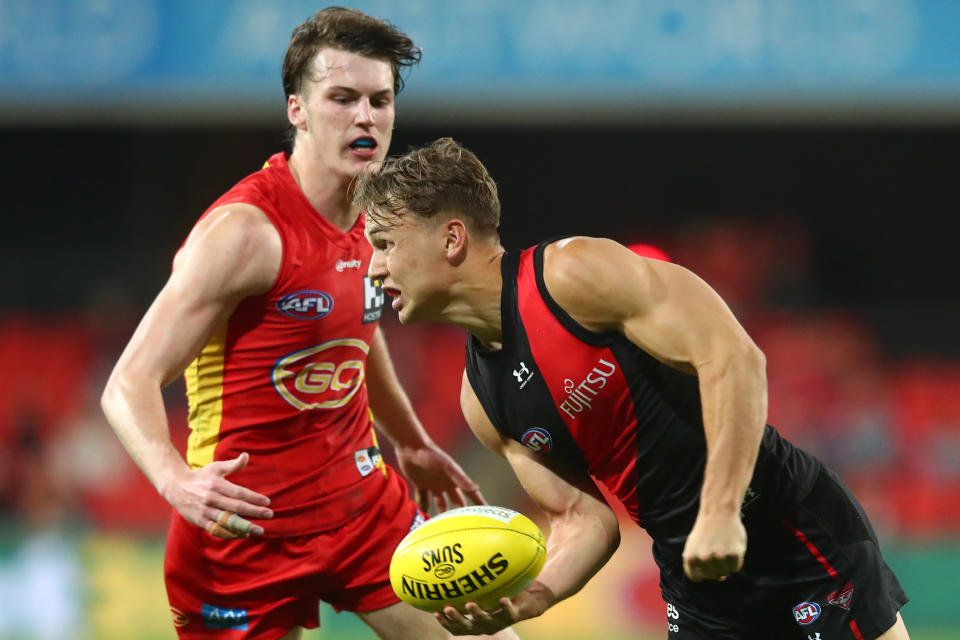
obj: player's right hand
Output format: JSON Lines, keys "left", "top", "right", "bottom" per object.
{"left": 435, "top": 582, "right": 554, "bottom": 636}
{"left": 681, "top": 509, "right": 747, "bottom": 582}
{"left": 163, "top": 452, "right": 273, "bottom": 538}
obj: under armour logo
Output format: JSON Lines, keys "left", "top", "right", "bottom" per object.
{"left": 513, "top": 361, "right": 534, "bottom": 388}
{"left": 808, "top": 633, "right": 822, "bottom": 640}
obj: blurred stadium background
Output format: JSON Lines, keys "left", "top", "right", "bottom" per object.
{"left": 2, "top": 1, "right": 959, "bottom": 638}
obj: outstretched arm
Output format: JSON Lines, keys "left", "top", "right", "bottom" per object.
{"left": 435, "top": 374, "right": 620, "bottom": 636}
{"left": 543, "top": 237, "right": 767, "bottom": 582}
{"left": 366, "top": 327, "right": 485, "bottom": 512}
{"left": 101, "top": 205, "right": 278, "bottom": 538}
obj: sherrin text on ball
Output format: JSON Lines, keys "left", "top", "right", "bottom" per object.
{"left": 389, "top": 505, "right": 547, "bottom": 612}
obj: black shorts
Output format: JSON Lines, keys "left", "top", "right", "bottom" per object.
{"left": 654, "top": 466, "right": 908, "bottom": 639}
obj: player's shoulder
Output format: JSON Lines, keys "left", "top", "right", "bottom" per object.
{"left": 544, "top": 236, "right": 626, "bottom": 272}
{"left": 542, "top": 236, "right": 641, "bottom": 295}
{"left": 176, "top": 203, "right": 281, "bottom": 280}
{"left": 541, "top": 236, "right": 651, "bottom": 329}
{"left": 192, "top": 203, "right": 278, "bottom": 247}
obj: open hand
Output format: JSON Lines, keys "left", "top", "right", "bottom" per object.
{"left": 395, "top": 442, "right": 485, "bottom": 513}
{"left": 435, "top": 586, "right": 550, "bottom": 636}
{"left": 163, "top": 452, "right": 273, "bottom": 538}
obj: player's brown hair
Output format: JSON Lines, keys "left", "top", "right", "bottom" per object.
{"left": 282, "top": 7, "right": 420, "bottom": 139}
{"left": 354, "top": 138, "right": 501, "bottom": 235}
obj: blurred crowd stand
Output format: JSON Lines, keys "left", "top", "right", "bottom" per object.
{"left": 2, "top": 217, "right": 958, "bottom": 538}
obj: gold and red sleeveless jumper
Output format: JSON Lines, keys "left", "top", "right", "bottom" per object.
{"left": 180, "top": 152, "right": 391, "bottom": 537}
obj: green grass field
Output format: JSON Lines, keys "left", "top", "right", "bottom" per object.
{"left": 13, "top": 533, "right": 951, "bottom": 640}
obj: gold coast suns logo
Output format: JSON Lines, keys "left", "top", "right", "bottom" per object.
{"left": 271, "top": 338, "right": 368, "bottom": 410}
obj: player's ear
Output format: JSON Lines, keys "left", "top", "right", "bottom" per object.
{"left": 444, "top": 219, "right": 468, "bottom": 265}
{"left": 287, "top": 94, "right": 307, "bottom": 130}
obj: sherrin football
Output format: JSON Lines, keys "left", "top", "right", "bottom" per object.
{"left": 389, "top": 505, "right": 547, "bottom": 612}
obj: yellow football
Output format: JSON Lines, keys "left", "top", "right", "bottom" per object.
{"left": 389, "top": 505, "right": 547, "bottom": 612}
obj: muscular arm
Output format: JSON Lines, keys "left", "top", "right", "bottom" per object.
{"left": 365, "top": 327, "right": 484, "bottom": 511}
{"left": 543, "top": 237, "right": 767, "bottom": 581}
{"left": 437, "top": 375, "right": 620, "bottom": 635}
{"left": 100, "top": 205, "right": 279, "bottom": 535}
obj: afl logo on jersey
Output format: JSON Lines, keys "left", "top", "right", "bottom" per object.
{"left": 792, "top": 601, "right": 821, "bottom": 626}
{"left": 521, "top": 427, "right": 553, "bottom": 452}
{"left": 277, "top": 290, "right": 334, "bottom": 320}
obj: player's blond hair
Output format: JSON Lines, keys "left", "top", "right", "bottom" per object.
{"left": 354, "top": 137, "right": 501, "bottom": 236}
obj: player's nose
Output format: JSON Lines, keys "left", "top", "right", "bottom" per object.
{"left": 368, "top": 250, "right": 387, "bottom": 280}
{"left": 355, "top": 98, "right": 375, "bottom": 126}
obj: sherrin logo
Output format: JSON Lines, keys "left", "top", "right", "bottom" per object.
{"left": 277, "top": 289, "right": 334, "bottom": 319}
{"left": 401, "top": 552, "right": 509, "bottom": 603}
{"left": 272, "top": 338, "right": 368, "bottom": 410}
{"left": 793, "top": 601, "right": 821, "bottom": 626}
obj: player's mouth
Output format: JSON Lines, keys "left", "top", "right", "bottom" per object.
{"left": 349, "top": 137, "right": 378, "bottom": 157}
{"left": 383, "top": 286, "right": 402, "bottom": 310}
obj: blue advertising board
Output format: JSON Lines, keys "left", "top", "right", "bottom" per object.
{"left": 1, "top": 0, "right": 958, "bottom": 122}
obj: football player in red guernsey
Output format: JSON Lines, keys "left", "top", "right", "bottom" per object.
{"left": 355, "top": 138, "right": 911, "bottom": 640}
{"left": 101, "top": 9, "right": 517, "bottom": 640}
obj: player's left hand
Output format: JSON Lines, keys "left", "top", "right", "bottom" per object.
{"left": 681, "top": 509, "right": 747, "bottom": 582}
{"left": 435, "top": 587, "right": 549, "bottom": 636}
{"left": 394, "top": 441, "right": 485, "bottom": 513}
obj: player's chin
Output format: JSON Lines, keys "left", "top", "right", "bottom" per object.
{"left": 396, "top": 302, "right": 418, "bottom": 325}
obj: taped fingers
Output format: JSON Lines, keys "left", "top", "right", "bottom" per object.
{"left": 208, "top": 520, "right": 238, "bottom": 540}
{"left": 224, "top": 512, "right": 254, "bottom": 535}
{"left": 207, "top": 510, "right": 254, "bottom": 539}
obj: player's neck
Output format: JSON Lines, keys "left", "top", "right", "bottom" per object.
{"left": 287, "top": 149, "right": 358, "bottom": 232}
{"left": 442, "top": 248, "right": 505, "bottom": 349}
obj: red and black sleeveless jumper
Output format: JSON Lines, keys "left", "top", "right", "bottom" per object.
{"left": 465, "top": 242, "right": 906, "bottom": 639}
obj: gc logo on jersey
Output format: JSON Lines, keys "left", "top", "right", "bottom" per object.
{"left": 363, "top": 276, "right": 384, "bottom": 324}
{"left": 277, "top": 290, "right": 334, "bottom": 320}
{"left": 521, "top": 427, "right": 553, "bottom": 452}
{"left": 272, "top": 338, "right": 368, "bottom": 410}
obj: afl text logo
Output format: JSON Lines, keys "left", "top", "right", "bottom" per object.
{"left": 277, "top": 290, "right": 333, "bottom": 320}
{"left": 272, "top": 338, "right": 368, "bottom": 410}
{"left": 792, "top": 601, "right": 821, "bottom": 626}
{"left": 521, "top": 427, "right": 553, "bottom": 452}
